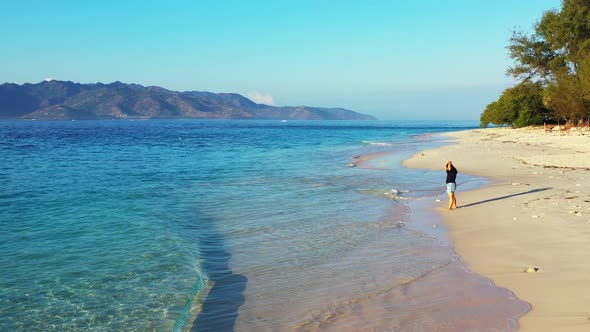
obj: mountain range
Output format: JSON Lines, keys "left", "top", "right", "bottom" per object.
{"left": 0, "top": 80, "right": 375, "bottom": 120}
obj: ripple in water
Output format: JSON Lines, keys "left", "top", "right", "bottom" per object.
{"left": 0, "top": 120, "right": 528, "bottom": 331}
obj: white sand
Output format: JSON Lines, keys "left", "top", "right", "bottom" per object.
{"left": 403, "top": 127, "right": 590, "bottom": 331}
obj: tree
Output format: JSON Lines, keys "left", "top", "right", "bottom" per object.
{"left": 508, "top": 0, "right": 590, "bottom": 83}
{"left": 546, "top": 55, "right": 590, "bottom": 123}
{"left": 486, "top": 0, "right": 590, "bottom": 125}
{"left": 480, "top": 101, "right": 515, "bottom": 127}
{"left": 507, "top": 29, "right": 558, "bottom": 83}
{"left": 480, "top": 81, "right": 547, "bottom": 128}
{"left": 578, "top": 54, "right": 590, "bottom": 105}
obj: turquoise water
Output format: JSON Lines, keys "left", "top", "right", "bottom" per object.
{"left": 0, "top": 120, "right": 526, "bottom": 331}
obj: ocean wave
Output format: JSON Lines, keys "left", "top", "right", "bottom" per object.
{"left": 362, "top": 140, "right": 393, "bottom": 146}
{"left": 358, "top": 188, "right": 411, "bottom": 200}
{"left": 386, "top": 189, "right": 410, "bottom": 200}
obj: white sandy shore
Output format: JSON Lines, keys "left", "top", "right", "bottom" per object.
{"left": 404, "top": 127, "right": 590, "bottom": 332}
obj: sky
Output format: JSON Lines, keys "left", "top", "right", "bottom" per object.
{"left": 0, "top": 0, "right": 562, "bottom": 120}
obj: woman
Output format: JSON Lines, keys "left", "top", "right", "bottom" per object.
{"left": 445, "top": 161, "right": 458, "bottom": 210}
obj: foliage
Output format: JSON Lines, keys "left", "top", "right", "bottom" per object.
{"left": 480, "top": 81, "right": 547, "bottom": 127}
{"left": 508, "top": 0, "right": 590, "bottom": 81}
{"left": 546, "top": 75, "right": 583, "bottom": 122}
{"left": 506, "top": 28, "right": 558, "bottom": 83}
{"left": 484, "top": 0, "right": 590, "bottom": 125}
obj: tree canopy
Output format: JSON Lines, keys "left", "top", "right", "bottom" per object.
{"left": 480, "top": 80, "right": 547, "bottom": 127}
{"left": 482, "top": 0, "right": 590, "bottom": 127}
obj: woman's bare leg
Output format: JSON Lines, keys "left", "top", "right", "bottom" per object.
{"left": 448, "top": 192, "right": 454, "bottom": 210}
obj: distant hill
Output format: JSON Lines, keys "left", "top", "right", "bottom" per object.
{"left": 0, "top": 80, "right": 376, "bottom": 120}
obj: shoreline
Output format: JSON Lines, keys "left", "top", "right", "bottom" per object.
{"left": 403, "top": 127, "right": 590, "bottom": 332}
{"left": 348, "top": 133, "right": 530, "bottom": 331}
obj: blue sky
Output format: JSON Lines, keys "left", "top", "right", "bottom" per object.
{"left": 0, "top": 0, "right": 561, "bottom": 120}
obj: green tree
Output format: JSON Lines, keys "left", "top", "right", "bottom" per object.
{"left": 486, "top": 0, "right": 590, "bottom": 125}
{"left": 480, "top": 81, "right": 547, "bottom": 128}
{"left": 546, "top": 56, "right": 590, "bottom": 123}
{"left": 508, "top": 0, "right": 590, "bottom": 82}
{"left": 507, "top": 28, "right": 557, "bottom": 83}
{"left": 578, "top": 54, "right": 590, "bottom": 105}
{"left": 480, "top": 101, "right": 515, "bottom": 127}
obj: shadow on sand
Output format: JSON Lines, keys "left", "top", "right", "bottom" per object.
{"left": 191, "top": 232, "right": 247, "bottom": 332}
{"left": 459, "top": 187, "right": 552, "bottom": 208}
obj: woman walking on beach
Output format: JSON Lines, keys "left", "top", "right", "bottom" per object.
{"left": 446, "top": 161, "right": 458, "bottom": 210}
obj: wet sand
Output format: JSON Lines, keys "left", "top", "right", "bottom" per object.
{"left": 223, "top": 144, "right": 530, "bottom": 331}
{"left": 231, "top": 196, "right": 530, "bottom": 331}
{"left": 268, "top": 147, "right": 530, "bottom": 331}
{"left": 404, "top": 126, "right": 590, "bottom": 331}
{"left": 289, "top": 261, "right": 529, "bottom": 332}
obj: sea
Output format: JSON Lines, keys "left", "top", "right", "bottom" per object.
{"left": 0, "top": 120, "right": 530, "bottom": 332}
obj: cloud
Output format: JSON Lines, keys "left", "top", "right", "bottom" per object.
{"left": 247, "top": 91, "right": 277, "bottom": 106}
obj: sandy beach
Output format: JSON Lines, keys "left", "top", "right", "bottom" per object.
{"left": 404, "top": 127, "right": 590, "bottom": 331}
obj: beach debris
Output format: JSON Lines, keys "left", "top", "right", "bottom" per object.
{"left": 347, "top": 162, "right": 358, "bottom": 168}
{"left": 352, "top": 155, "right": 360, "bottom": 159}
{"left": 513, "top": 217, "right": 518, "bottom": 220}
{"left": 576, "top": 183, "right": 582, "bottom": 187}
{"left": 512, "top": 182, "right": 520, "bottom": 185}
{"left": 532, "top": 215, "right": 540, "bottom": 219}
{"left": 432, "top": 224, "right": 438, "bottom": 228}
{"left": 435, "top": 199, "right": 441, "bottom": 202}
{"left": 576, "top": 213, "right": 583, "bottom": 216}
{"left": 420, "top": 153, "right": 425, "bottom": 156}
{"left": 525, "top": 267, "right": 541, "bottom": 273}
